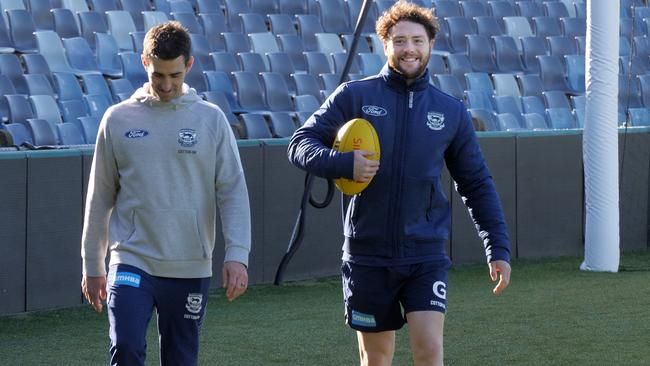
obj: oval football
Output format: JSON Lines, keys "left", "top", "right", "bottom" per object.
{"left": 332, "top": 118, "right": 380, "bottom": 195}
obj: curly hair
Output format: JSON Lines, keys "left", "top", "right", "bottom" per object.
{"left": 143, "top": 21, "right": 192, "bottom": 64}
{"left": 375, "top": 1, "right": 439, "bottom": 42}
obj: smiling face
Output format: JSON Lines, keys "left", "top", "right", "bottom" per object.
{"left": 384, "top": 20, "right": 433, "bottom": 85}
{"left": 142, "top": 55, "right": 193, "bottom": 102}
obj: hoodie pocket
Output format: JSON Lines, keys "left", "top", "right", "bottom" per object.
{"left": 130, "top": 208, "right": 207, "bottom": 261}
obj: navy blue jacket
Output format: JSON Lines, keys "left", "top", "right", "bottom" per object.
{"left": 288, "top": 65, "right": 510, "bottom": 265}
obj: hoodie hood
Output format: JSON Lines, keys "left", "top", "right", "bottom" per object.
{"left": 131, "top": 83, "right": 201, "bottom": 108}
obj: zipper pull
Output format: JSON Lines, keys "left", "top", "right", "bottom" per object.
{"left": 409, "top": 91, "right": 413, "bottom": 109}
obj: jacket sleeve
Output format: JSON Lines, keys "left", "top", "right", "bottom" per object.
{"left": 81, "top": 112, "right": 119, "bottom": 277}
{"left": 444, "top": 105, "right": 511, "bottom": 263}
{"left": 287, "top": 84, "right": 356, "bottom": 180}
{"left": 214, "top": 110, "right": 251, "bottom": 267}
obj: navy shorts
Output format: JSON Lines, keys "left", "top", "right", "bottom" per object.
{"left": 341, "top": 258, "right": 451, "bottom": 332}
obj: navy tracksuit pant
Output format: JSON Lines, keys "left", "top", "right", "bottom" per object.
{"left": 107, "top": 264, "right": 210, "bottom": 366}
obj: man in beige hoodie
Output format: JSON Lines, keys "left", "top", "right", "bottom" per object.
{"left": 81, "top": 21, "right": 251, "bottom": 365}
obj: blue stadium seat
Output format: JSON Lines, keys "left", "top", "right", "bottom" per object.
{"left": 317, "top": 0, "right": 350, "bottom": 34}
{"left": 346, "top": 0, "right": 377, "bottom": 35}
{"left": 120, "top": 0, "right": 149, "bottom": 31}
{"left": 250, "top": 0, "right": 277, "bottom": 15}
{"left": 5, "top": 122, "right": 33, "bottom": 145}
{"left": 59, "top": 99, "right": 89, "bottom": 122}
{"left": 358, "top": 52, "right": 384, "bottom": 77}
{"left": 249, "top": 32, "right": 281, "bottom": 69}
{"left": 56, "top": 122, "right": 86, "bottom": 145}
{"left": 51, "top": 8, "right": 80, "bottom": 39}
{"left": 496, "top": 113, "right": 523, "bottom": 131}
{"left": 460, "top": 1, "right": 488, "bottom": 18}
{"left": 95, "top": 33, "right": 123, "bottom": 78}
{"left": 26, "top": 117, "right": 58, "bottom": 145}
{"left": 266, "top": 52, "right": 297, "bottom": 92}
{"left": 570, "top": 95, "right": 586, "bottom": 111}
{"left": 223, "top": 32, "right": 251, "bottom": 55}
{"left": 29, "top": 0, "right": 55, "bottom": 31}
{"left": 304, "top": 51, "right": 333, "bottom": 76}
{"left": 547, "top": 36, "right": 577, "bottom": 63}
{"left": 196, "top": 0, "right": 221, "bottom": 14}
{"left": 77, "top": 11, "right": 108, "bottom": 50}
{"left": 523, "top": 112, "right": 549, "bottom": 130}
{"left": 565, "top": 54, "right": 585, "bottom": 93}
{"left": 240, "top": 13, "right": 268, "bottom": 35}
{"left": 168, "top": 0, "right": 194, "bottom": 14}
{"left": 468, "top": 108, "right": 500, "bottom": 131}
{"left": 203, "top": 70, "right": 241, "bottom": 111}
{"left": 492, "top": 35, "right": 525, "bottom": 73}
{"left": 119, "top": 52, "right": 148, "bottom": 88}
{"left": 106, "top": 10, "right": 137, "bottom": 52}
{"left": 189, "top": 33, "right": 214, "bottom": 71}
{"left": 320, "top": 73, "right": 342, "bottom": 91}
{"left": 107, "top": 78, "right": 135, "bottom": 102}
{"left": 0, "top": 75, "right": 15, "bottom": 121}
{"left": 331, "top": 52, "right": 361, "bottom": 76}
{"left": 279, "top": 0, "right": 307, "bottom": 15}
{"left": 627, "top": 107, "right": 650, "bottom": 127}
{"left": 292, "top": 73, "right": 323, "bottom": 102}
{"left": 239, "top": 113, "right": 272, "bottom": 139}
{"left": 277, "top": 34, "right": 307, "bottom": 71}
{"left": 172, "top": 12, "right": 203, "bottom": 35}
{"left": 61, "top": 37, "right": 103, "bottom": 74}
{"left": 129, "top": 31, "right": 145, "bottom": 53}
{"left": 79, "top": 73, "right": 113, "bottom": 103}
{"left": 267, "top": 112, "right": 297, "bottom": 138}
{"left": 0, "top": 54, "right": 29, "bottom": 94}
{"left": 293, "top": 94, "right": 320, "bottom": 112}
{"left": 445, "top": 16, "right": 476, "bottom": 53}
{"left": 198, "top": 13, "right": 227, "bottom": 52}
{"left": 515, "top": 1, "right": 544, "bottom": 18}
{"left": 5, "top": 94, "right": 34, "bottom": 124}
{"left": 532, "top": 16, "right": 562, "bottom": 38}
{"left": 474, "top": 16, "right": 503, "bottom": 37}
{"left": 185, "top": 58, "right": 208, "bottom": 93}
{"left": 0, "top": 11, "right": 16, "bottom": 53}
{"left": 232, "top": 71, "right": 268, "bottom": 111}
{"left": 546, "top": 108, "right": 576, "bottom": 129}
{"left": 83, "top": 94, "right": 112, "bottom": 119}
{"left": 201, "top": 90, "right": 241, "bottom": 128}
{"left": 268, "top": 14, "right": 297, "bottom": 36}
{"left": 296, "top": 14, "right": 324, "bottom": 52}
{"left": 543, "top": 90, "right": 571, "bottom": 109}
{"left": 494, "top": 95, "right": 524, "bottom": 126}
{"left": 89, "top": 0, "right": 119, "bottom": 20}
{"left": 434, "top": 74, "right": 464, "bottom": 99}
{"left": 152, "top": 0, "right": 171, "bottom": 14}
{"left": 537, "top": 55, "right": 572, "bottom": 92}
{"left": 561, "top": 17, "right": 586, "bottom": 39}
{"left": 503, "top": 16, "right": 533, "bottom": 49}
{"left": 340, "top": 34, "right": 371, "bottom": 54}
{"left": 520, "top": 36, "right": 548, "bottom": 73}
{"left": 488, "top": 1, "right": 516, "bottom": 19}
{"left": 619, "top": 74, "right": 643, "bottom": 110}
{"left": 432, "top": 0, "right": 462, "bottom": 18}
{"left": 35, "top": 31, "right": 87, "bottom": 76}
{"left": 521, "top": 95, "right": 546, "bottom": 117}
{"left": 465, "top": 72, "right": 495, "bottom": 95}
{"left": 543, "top": 2, "right": 569, "bottom": 18}
{"left": 23, "top": 74, "right": 56, "bottom": 97}
{"left": 637, "top": 74, "right": 650, "bottom": 109}
{"left": 466, "top": 34, "right": 498, "bottom": 73}
{"left": 53, "top": 72, "right": 85, "bottom": 103}
{"left": 492, "top": 73, "right": 521, "bottom": 98}
{"left": 142, "top": 11, "right": 169, "bottom": 32}
{"left": 211, "top": 51, "right": 241, "bottom": 74}
{"left": 75, "top": 115, "right": 100, "bottom": 143}
{"left": 427, "top": 54, "right": 447, "bottom": 75}
{"left": 239, "top": 52, "right": 268, "bottom": 74}
{"left": 445, "top": 53, "right": 473, "bottom": 90}
{"left": 223, "top": 0, "right": 250, "bottom": 32}
{"left": 464, "top": 90, "right": 495, "bottom": 112}
{"left": 6, "top": 9, "right": 38, "bottom": 53}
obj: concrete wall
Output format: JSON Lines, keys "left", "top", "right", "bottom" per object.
{"left": 1, "top": 129, "right": 648, "bottom": 315}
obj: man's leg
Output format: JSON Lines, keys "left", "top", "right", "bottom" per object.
{"left": 406, "top": 311, "right": 445, "bottom": 366}
{"left": 155, "top": 277, "right": 210, "bottom": 366}
{"left": 356, "top": 330, "right": 396, "bottom": 366}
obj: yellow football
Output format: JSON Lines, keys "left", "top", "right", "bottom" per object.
{"left": 332, "top": 118, "right": 380, "bottom": 195}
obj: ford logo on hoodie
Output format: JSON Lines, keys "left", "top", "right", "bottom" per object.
{"left": 362, "top": 105, "right": 387, "bottom": 117}
{"left": 125, "top": 130, "right": 149, "bottom": 138}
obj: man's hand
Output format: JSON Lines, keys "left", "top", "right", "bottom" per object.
{"left": 352, "top": 150, "right": 380, "bottom": 183}
{"left": 489, "top": 260, "right": 511, "bottom": 295}
{"left": 82, "top": 276, "right": 107, "bottom": 313}
{"left": 223, "top": 261, "right": 248, "bottom": 302}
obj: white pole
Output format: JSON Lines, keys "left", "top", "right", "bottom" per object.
{"left": 581, "top": 0, "right": 620, "bottom": 272}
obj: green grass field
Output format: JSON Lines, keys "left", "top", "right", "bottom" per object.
{"left": 1, "top": 250, "right": 649, "bottom": 365}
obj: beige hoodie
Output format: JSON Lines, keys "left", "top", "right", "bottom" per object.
{"left": 81, "top": 84, "right": 251, "bottom": 278}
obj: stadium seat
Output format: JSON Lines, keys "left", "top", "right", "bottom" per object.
{"left": 78, "top": 11, "right": 108, "bottom": 50}
{"left": 83, "top": 94, "right": 112, "bottom": 119}
{"left": 107, "top": 78, "right": 135, "bottom": 102}
{"left": 56, "top": 122, "right": 86, "bottom": 145}
{"left": 546, "top": 108, "right": 576, "bottom": 129}
{"left": 95, "top": 33, "right": 123, "bottom": 78}
{"left": 189, "top": 34, "right": 214, "bottom": 71}
{"left": 249, "top": 32, "right": 281, "bottom": 69}
{"left": 240, "top": 13, "right": 268, "bottom": 35}
{"left": 196, "top": 0, "right": 221, "bottom": 14}
{"left": 29, "top": 0, "right": 55, "bottom": 31}
{"left": 521, "top": 95, "right": 546, "bottom": 117}
{"left": 266, "top": 52, "right": 297, "bottom": 92}
{"left": 293, "top": 73, "right": 323, "bottom": 102}
{"left": 29, "top": 94, "right": 63, "bottom": 129}
{"left": 75, "top": 115, "right": 100, "bottom": 143}
{"left": 496, "top": 113, "right": 523, "bottom": 131}
{"left": 61, "top": 37, "right": 103, "bottom": 74}
{"left": 340, "top": 34, "right": 371, "bottom": 54}
{"left": 120, "top": 0, "right": 149, "bottom": 31}
{"left": 627, "top": 107, "right": 650, "bottom": 127}
{"left": 0, "top": 75, "right": 15, "bottom": 121}
{"left": 520, "top": 36, "right": 548, "bottom": 73}
{"left": 204, "top": 70, "right": 241, "bottom": 111}
{"left": 80, "top": 73, "right": 113, "bottom": 103}
{"left": 445, "top": 54, "right": 472, "bottom": 90}
{"left": 239, "top": 113, "right": 272, "bottom": 139}
{"left": 268, "top": 14, "right": 297, "bottom": 36}
{"left": 620, "top": 36, "right": 632, "bottom": 57}
{"left": 315, "top": 32, "right": 345, "bottom": 57}
{"left": 184, "top": 59, "right": 208, "bottom": 93}
{"left": 232, "top": 71, "right": 268, "bottom": 111}
{"left": 492, "top": 73, "right": 521, "bottom": 98}
{"left": 5, "top": 122, "right": 33, "bottom": 145}
{"left": 106, "top": 11, "right": 137, "bottom": 52}
{"left": 532, "top": 16, "right": 562, "bottom": 38}
{"left": 152, "top": 0, "right": 171, "bottom": 14}
{"left": 619, "top": 55, "right": 647, "bottom": 75}
{"left": 6, "top": 9, "right": 38, "bottom": 53}
{"left": 5, "top": 94, "right": 34, "bottom": 124}
{"left": 537, "top": 55, "right": 572, "bottom": 92}
{"left": 570, "top": 95, "right": 586, "bottom": 111}
{"left": 53, "top": 72, "right": 85, "bottom": 103}
{"left": 62, "top": 0, "right": 90, "bottom": 15}
{"left": 267, "top": 112, "right": 297, "bottom": 137}
{"left": 561, "top": 17, "right": 586, "bottom": 38}
{"left": 543, "top": 2, "right": 569, "bottom": 18}
{"left": 547, "top": 36, "right": 578, "bottom": 62}
{"left": 358, "top": 52, "right": 384, "bottom": 76}
{"left": 619, "top": 74, "right": 643, "bottom": 110}
{"left": 211, "top": 52, "right": 241, "bottom": 76}
{"left": 202, "top": 90, "right": 241, "bottom": 128}
{"left": 129, "top": 31, "right": 145, "bottom": 53}
{"left": 488, "top": 0, "right": 516, "bottom": 19}
{"left": 279, "top": 0, "right": 307, "bottom": 15}
{"left": 51, "top": 8, "right": 80, "bottom": 39}
{"left": 317, "top": 0, "right": 350, "bottom": 34}
{"left": 295, "top": 111, "right": 312, "bottom": 125}
{"left": 320, "top": 73, "right": 342, "bottom": 91}
{"left": 0, "top": 12, "right": 15, "bottom": 53}
{"left": 637, "top": 74, "right": 650, "bottom": 109}
{"left": 428, "top": 54, "right": 447, "bottom": 75}
{"left": 331, "top": 52, "right": 361, "bottom": 76}
{"left": 494, "top": 95, "right": 524, "bottom": 126}
{"left": 445, "top": 16, "right": 476, "bottom": 53}
{"left": 89, "top": 0, "right": 119, "bottom": 20}
{"left": 460, "top": 1, "right": 488, "bottom": 18}
{"left": 23, "top": 74, "right": 56, "bottom": 97}
{"left": 474, "top": 16, "right": 503, "bottom": 37}
{"left": 466, "top": 72, "right": 495, "bottom": 95}
{"left": 296, "top": 14, "right": 324, "bottom": 52}
{"left": 172, "top": 12, "right": 203, "bottom": 35}
{"left": 250, "top": 0, "right": 277, "bottom": 14}
{"left": 515, "top": 1, "right": 544, "bottom": 18}
{"left": 59, "top": 99, "right": 89, "bottom": 122}
{"left": 35, "top": 31, "right": 87, "bottom": 76}
{"left": 223, "top": 0, "right": 250, "bottom": 32}
{"left": 492, "top": 35, "right": 525, "bottom": 73}
{"left": 0, "top": 54, "right": 29, "bottom": 94}
{"left": 543, "top": 90, "right": 571, "bottom": 110}
{"left": 304, "top": 51, "right": 333, "bottom": 76}
{"left": 198, "top": 13, "right": 227, "bottom": 52}
{"left": 223, "top": 32, "right": 252, "bottom": 55}
{"left": 523, "top": 112, "right": 549, "bottom": 130}
{"left": 468, "top": 108, "right": 499, "bottom": 131}
{"left": 293, "top": 94, "right": 320, "bottom": 112}
{"left": 565, "top": 54, "right": 585, "bottom": 93}
{"left": 119, "top": 52, "right": 148, "bottom": 89}
{"left": 239, "top": 52, "right": 268, "bottom": 74}
{"left": 503, "top": 16, "right": 533, "bottom": 50}
{"left": 464, "top": 90, "right": 495, "bottom": 112}
{"left": 434, "top": 74, "right": 464, "bottom": 99}
{"left": 466, "top": 34, "right": 498, "bottom": 73}
{"left": 25, "top": 118, "right": 58, "bottom": 145}
{"left": 346, "top": 0, "right": 377, "bottom": 35}
{"left": 432, "top": 0, "right": 462, "bottom": 18}
{"left": 277, "top": 34, "right": 307, "bottom": 71}
{"left": 142, "top": 11, "right": 169, "bottom": 32}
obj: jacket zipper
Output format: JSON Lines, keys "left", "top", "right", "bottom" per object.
{"left": 392, "top": 91, "right": 414, "bottom": 257}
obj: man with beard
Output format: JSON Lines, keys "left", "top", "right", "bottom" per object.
{"left": 287, "top": 2, "right": 511, "bottom": 365}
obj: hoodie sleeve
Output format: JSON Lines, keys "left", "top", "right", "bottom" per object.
{"left": 444, "top": 105, "right": 511, "bottom": 263}
{"left": 287, "top": 84, "right": 356, "bottom": 180}
{"left": 81, "top": 112, "right": 119, "bottom": 277}
{"left": 213, "top": 110, "right": 251, "bottom": 267}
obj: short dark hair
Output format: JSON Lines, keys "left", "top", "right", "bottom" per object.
{"left": 142, "top": 21, "right": 192, "bottom": 64}
{"left": 375, "top": 1, "right": 439, "bottom": 42}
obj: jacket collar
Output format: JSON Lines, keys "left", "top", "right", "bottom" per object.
{"left": 380, "top": 63, "right": 430, "bottom": 92}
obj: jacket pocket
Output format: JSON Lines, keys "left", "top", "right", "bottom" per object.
{"left": 403, "top": 176, "right": 449, "bottom": 242}
{"left": 129, "top": 208, "right": 207, "bottom": 261}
